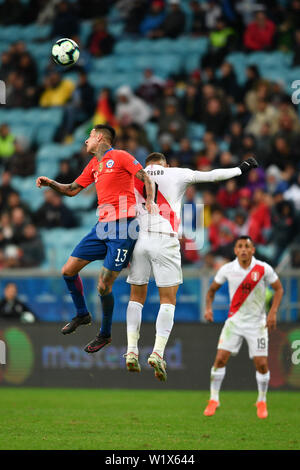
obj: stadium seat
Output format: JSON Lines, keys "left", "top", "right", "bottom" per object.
{"left": 188, "top": 123, "right": 205, "bottom": 140}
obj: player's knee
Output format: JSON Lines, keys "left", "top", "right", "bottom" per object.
{"left": 61, "top": 265, "right": 74, "bottom": 277}
{"left": 256, "top": 360, "right": 268, "bottom": 374}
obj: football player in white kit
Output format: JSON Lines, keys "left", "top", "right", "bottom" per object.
{"left": 124, "top": 153, "right": 259, "bottom": 381}
{"left": 203, "top": 236, "right": 284, "bottom": 419}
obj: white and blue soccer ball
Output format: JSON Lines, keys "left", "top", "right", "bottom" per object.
{"left": 51, "top": 38, "right": 80, "bottom": 66}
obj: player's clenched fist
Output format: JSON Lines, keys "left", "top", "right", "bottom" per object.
{"left": 204, "top": 309, "right": 214, "bottom": 322}
{"left": 36, "top": 176, "right": 52, "bottom": 188}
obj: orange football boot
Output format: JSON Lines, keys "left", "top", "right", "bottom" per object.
{"left": 256, "top": 401, "right": 268, "bottom": 419}
{"left": 204, "top": 399, "right": 219, "bottom": 416}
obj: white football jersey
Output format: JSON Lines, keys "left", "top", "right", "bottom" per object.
{"left": 134, "top": 164, "right": 241, "bottom": 235}
{"left": 214, "top": 256, "right": 278, "bottom": 326}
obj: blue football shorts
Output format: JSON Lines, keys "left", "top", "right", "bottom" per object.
{"left": 71, "top": 217, "right": 139, "bottom": 272}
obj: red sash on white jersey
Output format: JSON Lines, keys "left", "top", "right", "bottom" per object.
{"left": 228, "top": 264, "right": 265, "bottom": 317}
{"left": 134, "top": 179, "right": 180, "bottom": 232}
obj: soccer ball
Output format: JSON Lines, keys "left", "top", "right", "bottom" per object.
{"left": 51, "top": 38, "right": 80, "bottom": 66}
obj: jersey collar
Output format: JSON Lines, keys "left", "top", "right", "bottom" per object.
{"left": 103, "top": 147, "right": 114, "bottom": 157}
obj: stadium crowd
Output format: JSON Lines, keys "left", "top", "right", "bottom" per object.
{"left": 0, "top": 0, "right": 300, "bottom": 270}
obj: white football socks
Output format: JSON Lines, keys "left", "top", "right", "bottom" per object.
{"left": 210, "top": 367, "right": 226, "bottom": 403}
{"left": 153, "top": 303, "right": 175, "bottom": 358}
{"left": 126, "top": 301, "right": 143, "bottom": 355}
{"left": 256, "top": 370, "right": 270, "bottom": 402}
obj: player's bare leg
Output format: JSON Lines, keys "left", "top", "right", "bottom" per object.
{"left": 84, "top": 267, "right": 120, "bottom": 353}
{"left": 61, "top": 256, "right": 92, "bottom": 335}
{"left": 124, "top": 284, "right": 148, "bottom": 372}
{"left": 148, "top": 285, "right": 178, "bottom": 382}
{"left": 204, "top": 349, "right": 231, "bottom": 416}
{"left": 253, "top": 356, "right": 269, "bottom": 419}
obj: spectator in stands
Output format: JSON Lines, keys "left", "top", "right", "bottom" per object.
{"left": 50, "top": 0, "right": 79, "bottom": 39}
{"left": 7, "top": 139, "right": 36, "bottom": 177}
{"left": 54, "top": 159, "right": 78, "bottom": 185}
{"left": 11, "top": 206, "right": 31, "bottom": 245}
{"left": 0, "top": 125, "right": 15, "bottom": 169}
{"left": 158, "top": 98, "right": 187, "bottom": 142}
{"left": 0, "top": 0, "right": 25, "bottom": 25}
{"left": 136, "top": 69, "right": 165, "bottom": 106}
{"left": 270, "top": 199, "right": 298, "bottom": 264}
{"left": 241, "top": 65, "right": 260, "bottom": 96}
{"left": 202, "top": 189, "right": 216, "bottom": 228}
{"left": 202, "top": 17, "right": 236, "bottom": 69}
{"left": 93, "top": 88, "right": 117, "bottom": 128}
{"left": 0, "top": 212, "right": 14, "bottom": 247}
{"left": 79, "top": 0, "right": 110, "bottom": 19}
{"left": 180, "top": 83, "right": 202, "bottom": 122}
{"left": 293, "top": 29, "right": 300, "bottom": 66}
{"left": 87, "top": 18, "right": 115, "bottom": 57}
{"left": 248, "top": 188, "right": 271, "bottom": 244}
{"left": 139, "top": 0, "right": 166, "bottom": 37}
{"left": 39, "top": 71, "right": 75, "bottom": 107}
{"left": 158, "top": 133, "right": 176, "bottom": 161}
{"left": 0, "top": 52, "right": 14, "bottom": 81}
{"left": 7, "top": 191, "right": 32, "bottom": 218}
{"left": 234, "top": 209, "right": 249, "bottom": 237}
{"left": 243, "top": 10, "right": 276, "bottom": 51}
{"left": 0, "top": 283, "right": 36, "bottom": 322}
{"left": 216, "top": 179, "right": 239, "bottom": 209}
{"left": 73, "top": 144, "right": 90, "bottom": 174}
{"left": 116, "top": 85, "right": 152, "bottom": 127}
{"left": 19, "top": 223, "right": 44, "bottom": 268}
{"left": 201, "top": 97, "right": 229, "bottom": 137}
{"left": 17, "top": 53, "right": 38, "bottom": 87}
{"left": 202, "top": 0, "right": 222, "bottom": 31}
{"left": 6, "top": 75, "right": 31, "bottom": 108}
{"left": 125, "top": 138, "right": 148, "bottom": 168}
{"left": 284, "top": 172, "right": 300, "bottom": 211}
{"left": 217, "top": 62, "right": 241, "bottom": 103}
{"left": 156, "top": 0, "right": 186, "bottom": 39}
{"left": 62, "top": 71, "right": 95, "bottom": 140}
{"left": 245, "top": 99, "right": 278, "bottom": 136}
{"left": 0, "top": 171, "right": 15, "bottom": 204}
{"left": 245, "top": 167, "right": 266, "bottom": 194}
{"left": 175, "top": 138, "right": 195, "bottom": 168}
{"left": 189, "top": 0, "right": 205, "bottom": 35}
{"left": 180, "top": 235, "right": 201, "bottom": 265}
{"left": 208, "top": 205, "right": 238, "bottom": 257}
{"left": 34, "top": 190, "right": 78, "bottom": 229}
{"left": 121, "top": 0, "right": 149, "bottom": 35}
{"left": 266, "top": 165, "right": 282, "bottom": 195}
{"left": 255, "top": 122, "right": 273, "bottom": 166}
{"left": 227, "top": 121, "right": 244, "bottom": 157}
{"left": 271, "top": 135, "right": 295, "bottom": 170}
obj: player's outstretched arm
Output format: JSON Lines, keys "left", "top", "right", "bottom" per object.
{"left": 190, "top": 157, "right": 259, "bottom": 184}
{"left": 266, "top": 279, "right": 284, "bottom": 331}
{"left": 135, "top": 169, "right": 159, "bottom": 214}
{"left": 205, "top": 281, "right": 222, "bottom": 322}
{"left": 36, "top": 177, "right": 83, "bottom": 197}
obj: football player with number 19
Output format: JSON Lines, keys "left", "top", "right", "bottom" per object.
{"left": 204, "top": 236, "right": 284, "bottom": 419}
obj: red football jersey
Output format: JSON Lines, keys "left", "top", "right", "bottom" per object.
{"left": 75, "top": 149, "right": 142, "bottom": 222}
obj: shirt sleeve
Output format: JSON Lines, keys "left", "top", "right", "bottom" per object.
{"left": 119, "top": 151, "right": 143, "bottom": 175}
{"left": 214, "top": 264, "right": 228, "bottom": 285}
{"left": 264, "top": 263, "right": 279, "bottom": 285}
{"left": 74, "top": 159, "right": 95, "bottom": 188}
{"left": 189, "top": 167, "right": 242, "bottom": 184}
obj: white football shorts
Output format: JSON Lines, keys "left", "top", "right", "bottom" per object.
{"left": 217, "top": 317, "right": 268, "bottom": 359}
{"left": 127, "top": 232, "right": 183, "bottom": 287}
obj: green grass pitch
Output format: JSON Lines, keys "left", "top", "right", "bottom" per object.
{"left": 0, "top": 388, "right": 299, "bottom": 450}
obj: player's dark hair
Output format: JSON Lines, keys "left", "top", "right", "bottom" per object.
{"left": 145, "top": 152, "right": 167, "bottom": 166}
{"left": 235, "top": 235, "right": 255, "bottom": 245}
{"left": 93, "top": 124, "right": 116, "bottom": 145}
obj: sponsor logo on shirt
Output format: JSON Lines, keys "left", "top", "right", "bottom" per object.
{"left": 106, "top": 159, "right": 115, "bottom": 168}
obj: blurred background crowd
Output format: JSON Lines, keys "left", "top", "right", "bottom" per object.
{"left": 0, "top": 0, "right": 300, "bottom": 272}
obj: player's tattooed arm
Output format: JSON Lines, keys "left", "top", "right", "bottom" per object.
{"left": 135, "top": 169, "right": 158, "bottom": 214}
{"left": 36, "top": 177, "right": 83, "bottom": 197}
{"left": 205, "top": 281, "right": 221, "bottom": 322}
